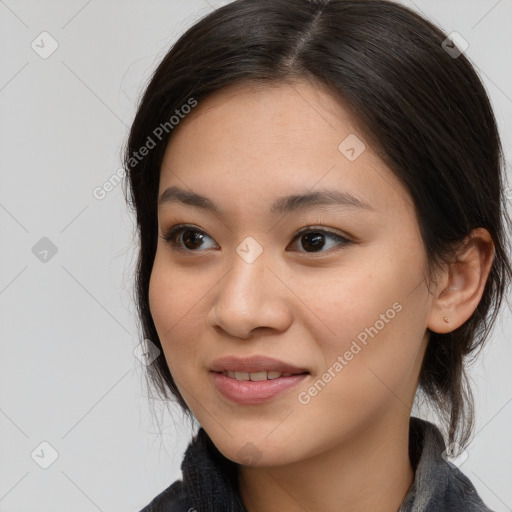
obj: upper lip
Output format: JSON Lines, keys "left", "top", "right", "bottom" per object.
{"left": 209, "top": 355, "right": 309, "bottom": 374}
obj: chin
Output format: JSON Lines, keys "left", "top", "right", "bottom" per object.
{"left": 206, "top": 427, "right": 302, "bottom": 468}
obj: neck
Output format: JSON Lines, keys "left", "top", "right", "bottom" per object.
{"left": 238, "top": 412, "right": 414, "bottom": 512}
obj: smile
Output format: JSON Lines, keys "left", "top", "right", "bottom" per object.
{"left": 210, "top": 371, "right": 309, "bottom": 405}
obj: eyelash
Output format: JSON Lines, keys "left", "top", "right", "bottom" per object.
{"left": 160, "top": 223, "right": 352, "bottom": 255}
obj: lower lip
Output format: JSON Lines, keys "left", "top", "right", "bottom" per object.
{"left": 210, "top": 372, "right": 308, "bottom": 405}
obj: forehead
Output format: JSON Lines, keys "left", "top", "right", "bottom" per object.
{"left": 170, "top": 78, "right": 361, "bottom": 141}
{"left": 158, "top": 79, "right": 412, "bottom": 219}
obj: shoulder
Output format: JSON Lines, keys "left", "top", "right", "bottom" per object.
{"left": 402, "top": 417, "right": 494, "bottom": 512}
{"left": 137, "top": 479, "right": 194, "bottom": 512}
{"left": 442, "top": 463, "right": 495, "bottom": 512}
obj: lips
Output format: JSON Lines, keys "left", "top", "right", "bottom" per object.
{"left": 208, "top": 355, "right": 309, "bottom": 375}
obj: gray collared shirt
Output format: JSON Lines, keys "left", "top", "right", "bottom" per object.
{"left": 399, "top": 417, "right": 493, "bottom": 511}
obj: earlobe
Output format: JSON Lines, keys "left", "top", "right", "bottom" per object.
{"left": 427, "top": 228, "right": 495, "bottom": 334}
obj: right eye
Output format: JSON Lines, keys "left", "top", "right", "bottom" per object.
{"left": 161, "top": 224, "right": 218, "bottom": 252}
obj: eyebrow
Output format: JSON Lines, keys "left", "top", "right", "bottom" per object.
{"left": 158, "top": 185, "right": 373, "bottom": 217}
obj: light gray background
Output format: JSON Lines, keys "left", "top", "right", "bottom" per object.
{"left": 0, "top": 1, "right": 511, "bottom": 511}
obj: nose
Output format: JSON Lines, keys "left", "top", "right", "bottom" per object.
{"left": 206, "top": 251, "right": 293, "bottom": 340}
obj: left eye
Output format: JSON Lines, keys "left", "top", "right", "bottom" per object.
{"left": 290, "top": 226, "right": 351, "bottom": 253}
{"left": 161, "top": 224, "right": 351, "bottom": 254}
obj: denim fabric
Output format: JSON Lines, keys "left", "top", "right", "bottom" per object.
{"left": 139, "top": 416, "right": 493, "bottom": 512}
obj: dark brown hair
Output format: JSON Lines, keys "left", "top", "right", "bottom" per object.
{"left": 123, "top": 0, "right": 512, "bottom": 449}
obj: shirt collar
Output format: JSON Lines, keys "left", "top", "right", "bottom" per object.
{"left": 177, "top": 416, "right": 492, "bottom": 511}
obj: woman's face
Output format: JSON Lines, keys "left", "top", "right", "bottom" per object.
{"left": 149, "top": 79, "right": 435, "bottom": 466}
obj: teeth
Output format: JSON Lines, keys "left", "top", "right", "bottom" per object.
{"left": 246, "top": 371, "right": 267, "bottom": 381}
{"left": 223, "top": 370, "right": 296, "bottom": 381}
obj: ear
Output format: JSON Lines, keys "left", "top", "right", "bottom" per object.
{"left": 427, "top": 228, "right": 495, "bottom": 334}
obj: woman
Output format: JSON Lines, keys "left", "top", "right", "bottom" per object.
{"left": 124, "top": 1, "right": 511, "bottom": 510}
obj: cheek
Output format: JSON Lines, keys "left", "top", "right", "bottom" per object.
{"left": 148, "top": 257, "right": 204, "bottom": 373}
{"left": 299, "top": 263, "right": 405, "bottom": 354}
{"left": 149, "top": 251, "right": 207, "bottom": 332}
{"left": 148, "top": 258, "right": 174, "bottom": 335}
{"left": 302, "top": 248, "right": 428, "bottom": 402}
